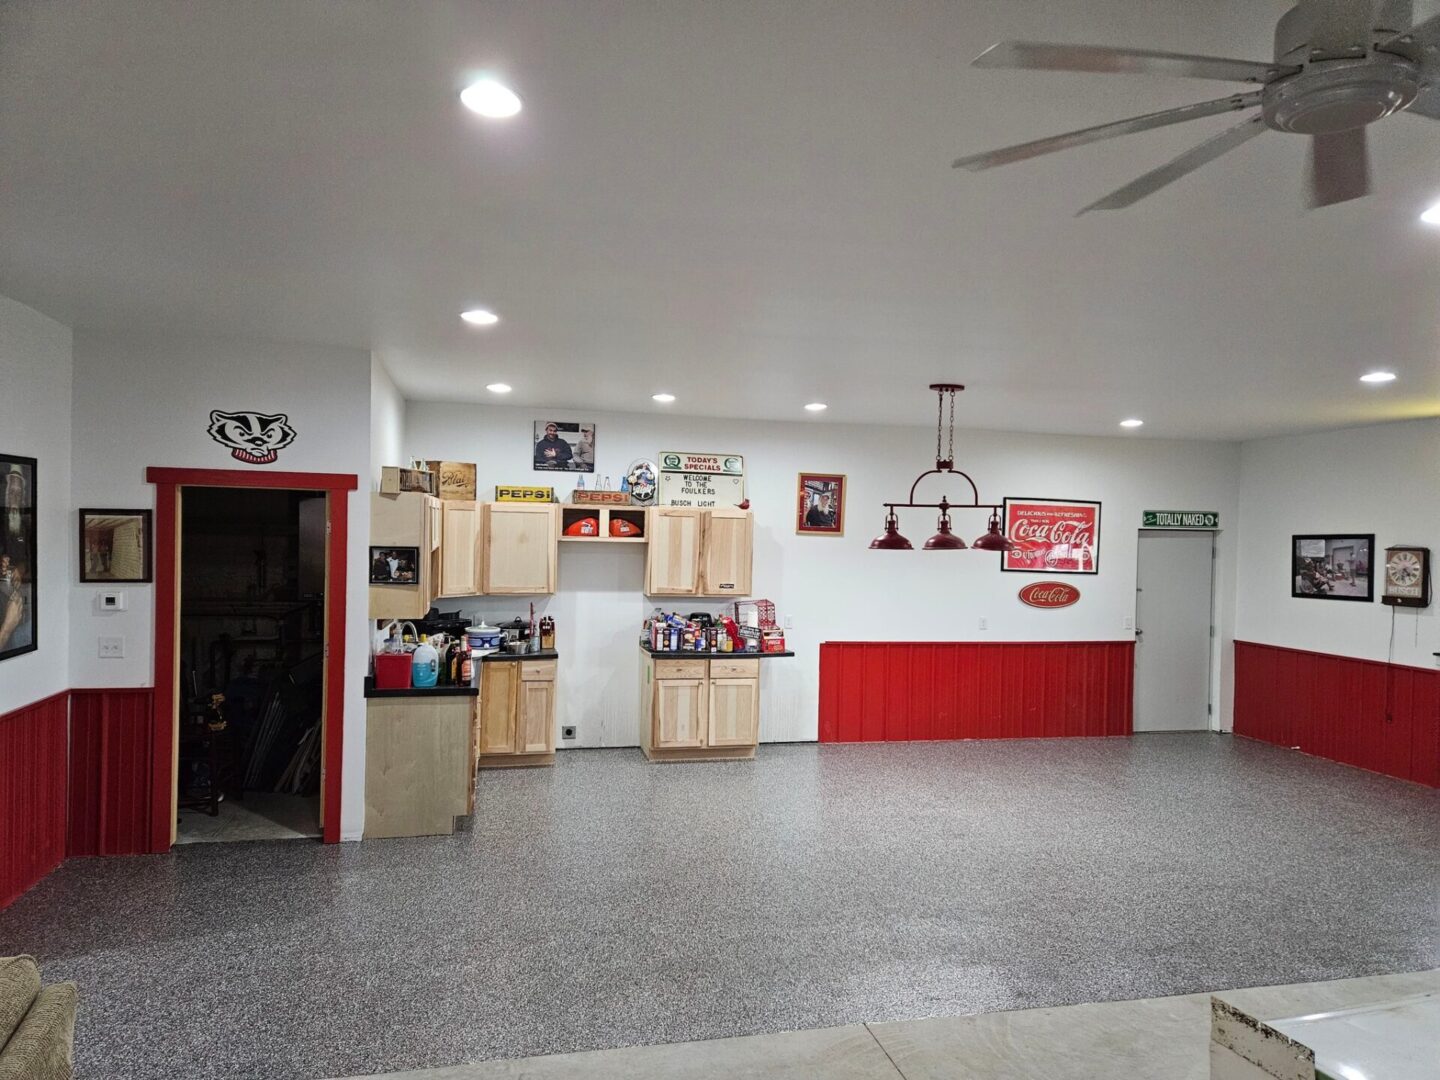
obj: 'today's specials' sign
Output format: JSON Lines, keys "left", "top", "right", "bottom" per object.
{"left": 658, "top": 452, "right": 746, "bottom": 507}
{"left": 1142, "top": 510, "right": 1219, "bottom": 529}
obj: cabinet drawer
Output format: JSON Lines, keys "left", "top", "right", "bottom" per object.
{"left": 520, "top": 660, "right": 557, "bottom": 682}
{"left": 708, "top": 658, "right": 759, "bottom": 678}
{"left": 654, "top": 659, "right": 707, "bottom": 680}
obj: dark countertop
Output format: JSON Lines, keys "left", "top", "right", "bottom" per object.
{"left": 364, "top": 677, "right": 478, "bottom": 699}
{"left": 481, "top": 649, "right": 559, "bottom": 663}
{"left": 641, "top": 646, "right": 794, "bottom": 659}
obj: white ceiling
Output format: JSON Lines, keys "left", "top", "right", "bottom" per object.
{"left": 2, "top": 0, "right": 1438, "bottom": 440}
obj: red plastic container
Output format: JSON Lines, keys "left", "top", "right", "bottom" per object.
{"left": 374, "top": 652, "right": 412, "bottom": 690}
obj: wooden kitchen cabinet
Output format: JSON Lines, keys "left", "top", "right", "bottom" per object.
{"left": 644, "top": 508, "right": 751, "bottom": 597}
{"left": 645, "top": 507, "right": 702, "bottom": 594}
{"left": 369, "top": 492, "right": 436, "bottom": 619}
{"left": 640, "top": 652, "right": 762, "bottom": 761}
{"left": 483, "top": 503, "right": 558, "bottom": 594}
{"left": 438, "top": 500, "right": 484, "bottom": 598}
{"left": 700, "top": 508, "right": 752, "bottom": 596}
{"left": 478, "top": 658, "right": 557, "bottom": 767}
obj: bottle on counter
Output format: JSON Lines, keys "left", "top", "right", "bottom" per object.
{"left": 411, "top": 635, "right": 439, "bottom": 688}
{"left": 461, "top": 650, "right": 475, "bottom": 686}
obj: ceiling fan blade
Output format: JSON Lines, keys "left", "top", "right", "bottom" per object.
{"left": 1077, "top": 115, "right": 1267, "bottom": 213}
{"left": 971, "top": 41, "right": 1296, "bottom": 84}
{"left": 1307, "top": 0, "right": 1379, "bottom": 58}
{"left": 1404, "top": 83, "right": 1440, "bottom": 117}
{"left": 952, "top": 92, "right": 1262, "bottom": 171}
{"left": 1379, "top": 9, "right": 1440, "bottom": 49}
{"left": 1308, "top": 127, "right": 1372, "bottom": 207}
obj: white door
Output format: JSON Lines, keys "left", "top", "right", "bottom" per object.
{"left": 1134, "top": 530, "right": 1214, "bottom": 732}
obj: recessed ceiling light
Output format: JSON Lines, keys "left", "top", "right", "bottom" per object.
{"left": 460, "top": 308, "right": 499, "bottom": 326}
{"left": 652, "top": 393, "right": 676, "bottom": 403}
{"left": 804, "top": 402, "right": 828, "bottom": 412}
{"left": 1119, "top": 418, "right": 1144, "bottom": 428}
{"left": 1359, "top": 370, "right": 1397, "bottom": 383}
{"left": 486, "top": 382, "right": 512, "bottom": 394}
{"left": 1421, "top": 201, "right": 1440, "bottom": 225}
{"left": 460, "top": 79, "right": 522, "bottom": 118}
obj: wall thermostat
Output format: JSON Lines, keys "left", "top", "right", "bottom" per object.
{"left": 1381, "top": 546, "right": 1430, "bottom": 609}
{"left": 99, "top": 591, "right": 127, "bottom": 612}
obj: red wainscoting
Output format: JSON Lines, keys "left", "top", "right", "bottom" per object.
{"left": 69, "top": 688, "right": 156, "bottom": 856}
{"left": 1234, "top": 641, "right": 1440, "bottom": 788}
{"left": 818, "top": 641, "right": 1135, "bottom": 743}
{"left": 0, "top": 692, "right": 70, "bottom": 909}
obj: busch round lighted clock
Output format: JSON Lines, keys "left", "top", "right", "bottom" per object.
{"left": 1381, "top": 546, "right": 1430, "bottom": 608}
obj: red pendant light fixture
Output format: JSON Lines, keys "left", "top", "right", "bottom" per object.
{"left": 869, "top": 383, "right": 1016, "bottom": 553}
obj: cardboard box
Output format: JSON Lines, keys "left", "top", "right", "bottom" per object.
{"left": 496, "top": 485, "right": 555, "bottom": 502}
{"left": 380, "top": 466, "right": 434, "bottom": 495}
{"left": 423, "top": 460, "right": 477, "bottom": 501}
{"left": 571, "top": 489, "right": 631, "bottom": 505}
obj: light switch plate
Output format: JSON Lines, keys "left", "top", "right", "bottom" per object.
{"left": 98, "top": 636, "right": 125, "bottom": 658}
{"left": 1124, "top": 616, "right": 1135, "bottom": 630}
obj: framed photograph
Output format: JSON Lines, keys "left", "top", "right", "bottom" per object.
{"left": 1001, "top": 498, "right": 1101, "bottom": 574}
{"left": 370, "top": 546, "right": 420, "bottom": 586}
{"left": 796, "top": 473, "right": 845, "bottom": 535}
{"left": 1292, "top": 534, "right": 1374, "bottom": 601}
{"left": 533, "top": 420, "right": 596, "bottom": 473}
{"left": 79, "top": 508, "right": 153, "bottom": 583}
{"left": 1, "top": 454, "right": 37, "bottom": 662}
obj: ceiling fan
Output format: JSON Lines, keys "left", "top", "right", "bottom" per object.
{"left": 953, "top": 0, "right": 1440, "bottom": 211}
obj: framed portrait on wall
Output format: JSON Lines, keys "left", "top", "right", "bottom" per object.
{"left": 370, "top": 546, "right": 420, "bottom": 585}
{"left": 1292, "top": 534, "right": 1374, "bottom": 601}
{"left": 796, "top": 473, "right": 845, "bottom": 535}
{"left": 533, "top": 420, "right": 596, "bottom": 472}
{"left": 1001, "top": 498, "right": 1101, "bottom": 574}
{"left": 79, "top": 508, "right": 153, "bottom": 583}
{"left": 1, "top": 454, "right": 38, "bottom": 661}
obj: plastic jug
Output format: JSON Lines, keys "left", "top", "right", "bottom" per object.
{"left": 411, "top": 637, "right": 439, "bottom": 688}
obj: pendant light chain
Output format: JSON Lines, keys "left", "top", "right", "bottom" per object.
{"left": 935, "top": 389, "right": 943, "bottom": 464}
{"left": 947, "top": 387, "right": 956, "bottom": 465}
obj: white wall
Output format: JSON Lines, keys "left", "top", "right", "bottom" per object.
{"left": 1236, "top": 419, "right": 1440, "bottom": 671}
{"left": 370, "top": 356, "right": 405, "bottom": 489}
{"left": 405, "top": 402, "right": 1242, "bottom": 743}
{"left": 0, "top": 295, "right": 72, "bottom": 712}
{"left": 69, "top": 332, "right": 374, "bottom": 838}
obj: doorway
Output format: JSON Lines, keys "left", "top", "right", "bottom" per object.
{"left": 147, "top": 467, "right": 356, "bottom": 851}
{"left": 1134, "top": 530, "right": 1215, "bottom": 732}
{"left": 175, "top": 488, "right": 326, "bottom": 843}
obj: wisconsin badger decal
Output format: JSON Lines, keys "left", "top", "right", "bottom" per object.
{"left": 207, "top": 410, "right": 298, "bottom": 464}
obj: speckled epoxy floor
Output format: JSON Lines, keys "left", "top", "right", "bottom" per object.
{"left": 2, "top": 736, "right": 1437, "bottom": 1080}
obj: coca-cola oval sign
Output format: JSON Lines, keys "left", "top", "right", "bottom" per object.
{"left": 1019, "top": 581, "right": 1080, "bottom": 609}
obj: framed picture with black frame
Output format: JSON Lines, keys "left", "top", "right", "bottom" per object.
{"left": 370, "top": 546, "right": 420, "bottom": 585}
{"left": 79, "top": 508, "right": 153, "bottom": 583}
{"left": 1, "top": 453, "right": 38, "bottom": 662}
{"left": 1291, "top": 534, "right": 1374, "bottom": 602}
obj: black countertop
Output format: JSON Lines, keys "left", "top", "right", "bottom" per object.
{"left": 364, "top": 677, "right": 478, "bottom": 699}
{"left": 481, "top": 649, "right": 559, "bottom": 663}
{"left": 641, "top": 645, "right": 794, "bottom": 659}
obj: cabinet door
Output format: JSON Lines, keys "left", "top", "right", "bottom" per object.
{"left": 369, "top": 492, "right": 430, "bottom": 619}
{"left": 700, "top": 509, "right": 753, "bottom": 597}
{"left": 483, "top": 504, "right": 558, "bottom": 594}
{"left": 518, "top": 680, "right": 556, "bottom": 754}
{"left": 652, "top": 678, "right": 708, "bottom": 747}
{"left": 707, "top": 678, "right": 759, "bottom": 746}
{"left": 439, "top": 501, "right": 483, "bottom": 598}
{"left": 479, "top": 662, "right": 519, "bottom": 755}
{"left": 645, "top": 508, "right": 702, "bottom": 595}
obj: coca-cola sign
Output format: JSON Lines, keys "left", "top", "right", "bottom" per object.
{"left": 1001, "top": 498, "right": 1101, "bottom": 575}
{"left": 1018, "top": 581, "right": 1081, "bottom": 609}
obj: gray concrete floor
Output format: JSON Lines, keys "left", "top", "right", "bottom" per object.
{"left": 2, "top": 735, "right": 1437, "bottom": 1080}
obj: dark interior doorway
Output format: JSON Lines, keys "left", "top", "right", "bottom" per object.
{"left": 175, "top": 487, "right": 326, "bottom": 843}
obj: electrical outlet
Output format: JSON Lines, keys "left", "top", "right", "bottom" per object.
{"left": 561, "top": 725, "right": 577, "bottom": 740}
{"left": 978, "top": 617, "right": 988, "bottom": 631}
{"left": 98, "top": 636, "right": 125, "bottom": 658}
{"left": 1123, "top": 616, "right": 1135, "bottom": 630}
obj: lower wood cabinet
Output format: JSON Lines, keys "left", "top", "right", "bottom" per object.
{"left": 478, "top": 658, "right": 557, "bottom": 767}
{"left": 640, "top": 653, "right": 761, "bottom": 761}
{"left": 364, "top": 695, "right": 472, "bottom": 839}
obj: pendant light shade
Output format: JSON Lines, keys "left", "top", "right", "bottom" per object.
{"left": 869, "top": 510, "right": 913, "bottom": 550}
{"left": 970, "top": 510, "right": 1015, "bottom": 552}
{"left": 923, "top": 511, "right": 968, "bottom": 551}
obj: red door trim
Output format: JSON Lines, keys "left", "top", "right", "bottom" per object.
{"left": 148, "top": 467, "right": 357, "bottom": 850}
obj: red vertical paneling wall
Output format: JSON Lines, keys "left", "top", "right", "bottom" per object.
{"left": 68, "top": 688, "right": 156, "bottom": 856}
{"left": 1234, "top": 641, "right": 1440, "bottom": 787}
{"left": 0, "top": 692, "right": 70, "bottom": 909}
{"left": 818, "top": 641, "right": 1135, "bottom": 742}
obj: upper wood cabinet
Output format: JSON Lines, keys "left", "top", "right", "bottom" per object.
{"left": 645, "top": 508, "right": 702, "bottom": 594}
{"left": 438, "top": 500, "right": 484, "bottom": 598}
{"left": 369, "top": 492, "right": 435, "bottom": 619}
{"left": 700, "top": 508, "right": 753, "bottom": 597}
{"left": 482, "top": 503, "right": 558, "bottom": 594}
